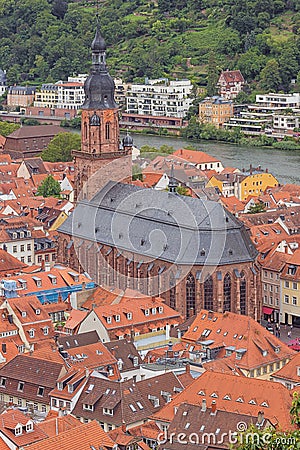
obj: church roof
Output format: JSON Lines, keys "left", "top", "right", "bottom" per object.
{"left": 59, "top": 181, "right": 257, "bottom": 266}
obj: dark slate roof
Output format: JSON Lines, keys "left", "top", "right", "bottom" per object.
{"left": 58, "top": 331, "right": 100, "bottom": 350}
{"left": 104, "top": 339, "right": 142, "bottom": 372}
{"left": 59, "top": 181, "right": 257, "bottom": 266}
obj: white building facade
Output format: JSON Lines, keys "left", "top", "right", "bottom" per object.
{"left": 126, "top": 78, "right": 193, "bottom": 118}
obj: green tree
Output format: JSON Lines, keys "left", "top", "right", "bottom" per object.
{"left": 37, "top": 175, "right": 61, "bottom": 197}
{"left": 0, "top": 121, "right": 20, "bottom": 137}
{"left": 247, "top": 201, "right": 266, "bottom": 214}
{"left": 41, "top": 132, "right": 80, "bottom": 162}
{"left": 206, "top": 52, "right": 218, "bottom": 97}
{"left": 259, "top": 59, "right": 281, "bottom": 91}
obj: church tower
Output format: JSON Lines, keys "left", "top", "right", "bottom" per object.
{"left": 73, "top": 25, "right": 133, "bottom": 201}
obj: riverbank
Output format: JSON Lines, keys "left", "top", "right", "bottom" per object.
{"left": 129, "top": 133, "right": 300, "bottom": 186}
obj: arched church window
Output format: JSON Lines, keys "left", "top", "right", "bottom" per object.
{"left": 204, "top": 275, "right": 213, "bottom": 311}
{"left": 223, "top": 273, "right": 231, "bottom": 312}
{"left": 240, "top": 271, "right": 247, "bottom": 315}
{"left": 169, "top": 272, "right": 176, "bottom": 310}
{"left": 105, "top": 122, "right": 110, "bottom": 140}
{"left": 186, "top": 273, "right": 195, "bottom": 318}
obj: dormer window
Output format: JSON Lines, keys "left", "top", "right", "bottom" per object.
{"left": 127, "top": 312, "right": 132, "bottom": 320}
{"left": 68, "top": 384, "right": 74, "bottom": 394}
{"left": 57, "top": 382, "right": 63, "bottom": 391}
{"left": 107, "top": 316, "right": 112, "bottom": 324}
{"left": 20, "top": 232, "right": 24, "bottom": 238}
{"left": 15, "top": 425, "right": 22, "bottom": 436}
{"left": 148, "top": 395, "right": 159, "bottom": 408}
{"left": 12, "top": 232, "right": 17, "bottom": 239}
{"left": 48, "top": 274, "right": 57, "bottom": 285}
{"left": 145, "top": 309, "right": 150, "bottom": 316}
{"left": 17, "top": 381, "right": 24, "bottom": 392}
{"left": 26, "top": 422, "right": 33, "bottom": 432}
{"left": 35, "top": 309, "right": 40, "bottom": 315}
{"left": 152, "top": 308, "right": 156, "bottom": 315}
{"left": 115, "top": 314, "right": 120, "bottom": 322}
{"left": 83, "top": 404, "right": 94, "bottom": 411}
{"left": 103, "top": 407, "right": 113, "bottom": 415}
{"left": 29, "top": 329, "right": 35, "bottom": 338}
{"left": 37, "top": 386, "right": 44, "bottom": 397}
{"left": 22, "top": 311, "right": 27, "bottom": 318}
{"left": 43, "top": 327, "right": 49, "bottom": 336}
{"left": 0, "top": 377, "right": 6, "bottom": 387}
{"left": 68, "top": 271, "right": 79, "bottom": 283}
{"left": 32, "top": 276, "right": 42, "bottom": 288}
{"left": 158, "top": 306, "right": 163, "bottom": 313}
{"left": 133, "top": 356, "right": 139, "bottom": 367}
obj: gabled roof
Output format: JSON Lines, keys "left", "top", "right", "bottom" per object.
{"left": 0, "top": 409, "right": 47, "bottom": 447}
{"left": 153, "top": 371, "right": 294, "bottom": 429}
{"left": 272, "top": 352, "right": 300, "bottom": 384}
{"left": 219, "top": 70, "right": 245, "bottom": 84}
{"left": 0, "top": 249, "right": 28, "bottom": 274}
{"left": 25, "top": 420, "right": 115, "bottom": 450}
{"left": 182, "top": 310, "right": 295, "bottom": 372}
{"left": 59, "top": 181, "right": 257, "bottom": 266}
{"left": 8, "top": 125, "right": 62, "bottom": 140}
{"left": 173, "top": 149, "right": 220, "bottom": 165}
{"left": 0, "top": 354, "right": 64, "bottom": 387}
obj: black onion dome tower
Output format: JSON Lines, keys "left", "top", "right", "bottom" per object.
{"left": 72, "top": 22, "right": 132, "bottom": 202}
{"left": 82, "top": 25, "right": 118, "bottom": 110}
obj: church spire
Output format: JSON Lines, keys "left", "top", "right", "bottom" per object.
{"left": 168, "top": 164, "right": 178, "bottom": 193}
{"left": 81, "top": 23, "right": 118, "bottom": 111}
{"left": 91, "top": 24, "right": 107, "bottom": 73}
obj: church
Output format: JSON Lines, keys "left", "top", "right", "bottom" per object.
{"left": 57, "top": 26, "right": 261, "bottom": 320}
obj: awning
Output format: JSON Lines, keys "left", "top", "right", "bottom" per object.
{"left": 262, "top": 306, "right": 274, "bottom": 315}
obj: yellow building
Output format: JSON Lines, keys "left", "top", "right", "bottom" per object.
{"left": 280, "top": 251, "right": 300, "bottom": 326}
{"left": 34, "top": 83, "right": 59, "bottom": 109}
{"left": 199, "top": 96, "right": 233, "bottom": 128}
{"left": 239, "top": 171, "right": 278, "bottom": 201}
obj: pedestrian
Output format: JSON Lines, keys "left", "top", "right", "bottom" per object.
{"left": 288, "top": 330, "right": 291, "bottom": 338}
{"left": 278, "top": 329, "right": 281, "bottom": 338}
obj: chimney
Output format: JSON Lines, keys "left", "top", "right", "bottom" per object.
{"left": 121, "top": 422, "right": 126, "bottom": 433}
{"left": 2, "top": 343, "right": 6, "bottom": 354}
{"left": 185, "top": 363, "right": 190, "bottom": 375}
{"left": 266, "top": 168, "right": 268, "bottom": 173}
{"left": 211, "top": 400, "right": 217, "bottom": 415}
{"left": 41, "top": 259, "right": 45, "bottom": 271}
{"left": 201, "top": 399, "right": 207, "bottom": 412}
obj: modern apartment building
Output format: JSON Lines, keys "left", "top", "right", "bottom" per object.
{"left": 126, "top": 78, "right": 193, "bottom": 118}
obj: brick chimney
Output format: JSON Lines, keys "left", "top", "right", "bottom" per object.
{"left": 211, "top": 400, "right": 217, "bottom": 415}
{"left": 185, "top": 363, "right": 190, "bottom": 375}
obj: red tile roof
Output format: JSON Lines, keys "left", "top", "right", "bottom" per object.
{"left": 173, "top": 149, "right": 220, "bottom": 165}
{"left": 25, "top": 420, "right": 115, "bottom": 450}
{"left": 183, "top": 310, "right": 295, "bottom": 372}
{"left": 153, "top": 371, "right": 294, "bottom": 429}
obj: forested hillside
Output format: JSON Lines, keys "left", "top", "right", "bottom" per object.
{"left": 1, "top": 0, "right": 300, "bottom": 95}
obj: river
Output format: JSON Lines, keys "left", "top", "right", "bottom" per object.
{"left": 128, "top": 134, "right": 300, "bottom": 185}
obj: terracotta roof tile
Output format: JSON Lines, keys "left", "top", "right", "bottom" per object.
{"left": 25, "top": 420, "right": 115, "bottom": 450}
{"left": 153, "top": 371, "right": 293, "bottom": 429}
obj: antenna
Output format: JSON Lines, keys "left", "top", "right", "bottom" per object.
{"left": 96, "top": 0, "right": 100, "bottom": 24}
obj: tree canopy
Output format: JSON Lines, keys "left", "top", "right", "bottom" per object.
{"left": 0, "top": 0, "right": 300, "bottom": 93}
{"left": 0, "top": 120, "right": 20, "bottom": 137}
{"left": 37, "top": 175, "right": 61, "bottom": 197}
{"left": 41, "top": 132, "right": 80, "bottom": 162}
